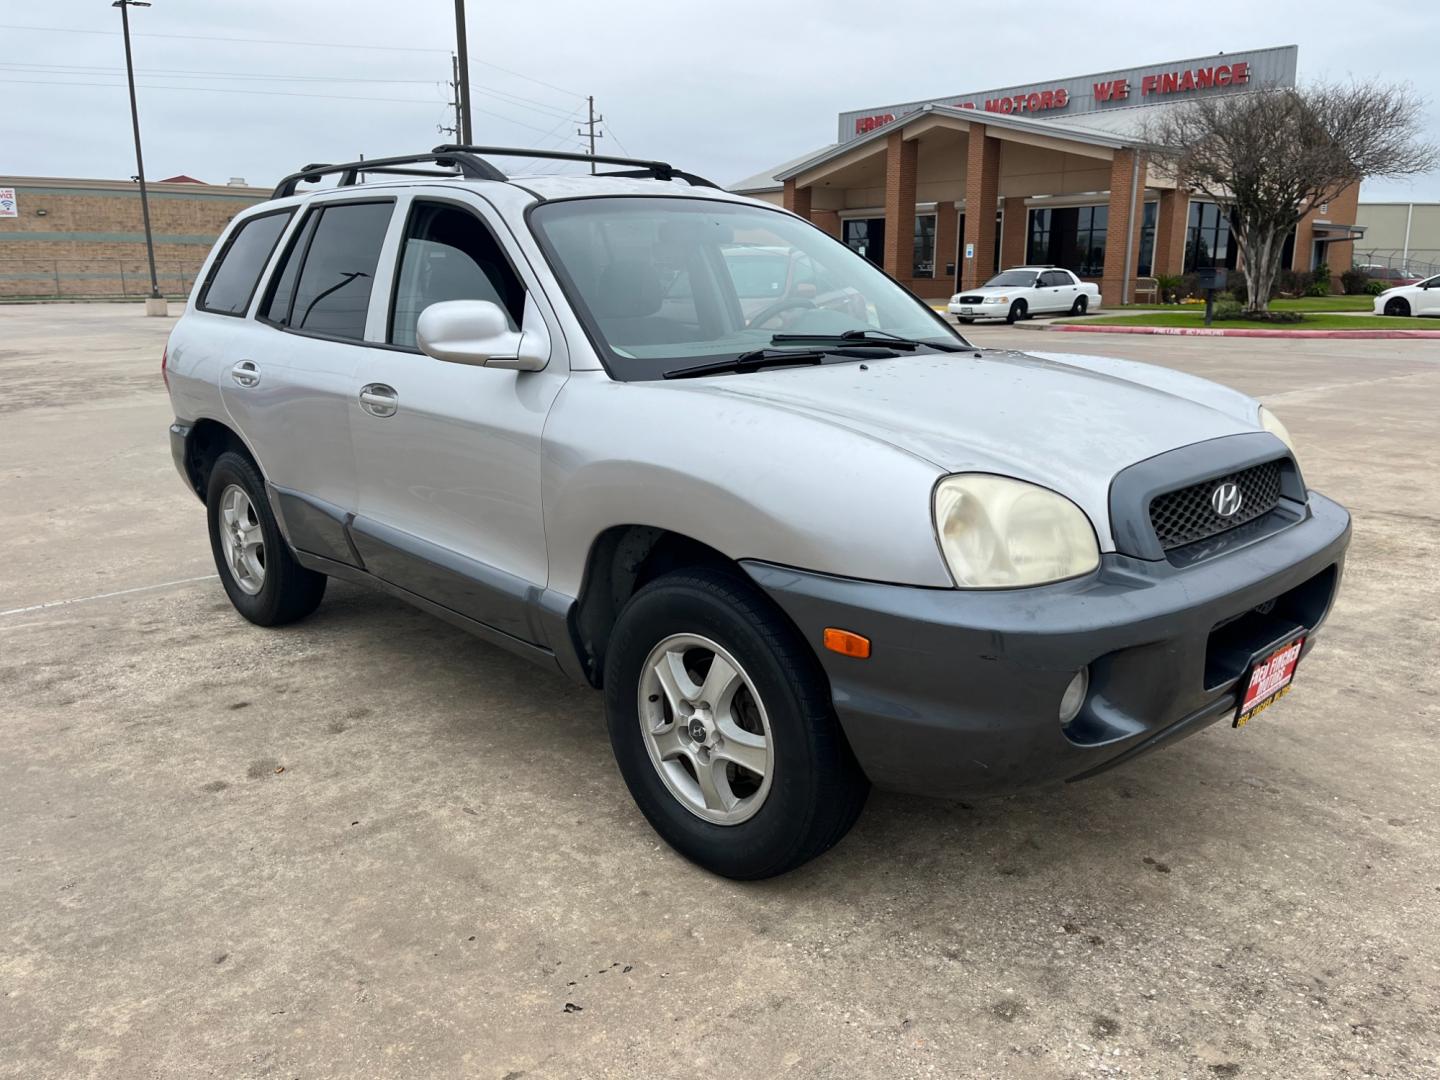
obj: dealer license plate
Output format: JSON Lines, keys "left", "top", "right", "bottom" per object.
{"left": 1234, "top": 636, "right": 1305, "bottom": 728}
{"left": 960, "top": 306, "right": 973, "bottom": 314}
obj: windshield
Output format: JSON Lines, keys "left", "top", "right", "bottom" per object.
{"left": 983, "top": 270, "right": 1038, "bottom": 288}
{"left": 528, "top": 196, "right": 964, "bottom": 380}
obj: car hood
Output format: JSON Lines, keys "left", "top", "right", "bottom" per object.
{"left": 668, "top": 349, "right": 1264, "bottom": 549}
{"left": 952, "top": 285, "right": 1029, "bottom": 298}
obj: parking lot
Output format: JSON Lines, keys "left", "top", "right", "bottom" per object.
{"left": 2, "top": 302, "right": 1438, "bottom": 1079}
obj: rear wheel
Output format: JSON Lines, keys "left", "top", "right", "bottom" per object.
{"left": 1007, "top": 299, "right": 1028, "bottom": 324}
{"left": 1070, "top": 295, "right": 1089, "bottom": 316}
{"left": 206, "top": 451, "right": 326, "bottom": 626}
{"left": 604, "top": 568, "right": 868, "bottom": 879}
{"left": 1384, "top": 297, "right": 1411, "bottom": 317}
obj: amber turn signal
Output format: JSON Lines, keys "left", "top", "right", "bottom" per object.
{"left": 823, "top": 628, "right": 871, "bottom": 659}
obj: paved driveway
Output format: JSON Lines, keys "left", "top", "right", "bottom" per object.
{"left": 2, "top": 304, "right": 1438, "bottom": 1078}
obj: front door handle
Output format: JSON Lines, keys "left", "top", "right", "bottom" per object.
{"left": 230, "top": 360, "right": 260, "bottom": 387}
{"left": 359, "top": 383, "right": 398, "bottom": 418}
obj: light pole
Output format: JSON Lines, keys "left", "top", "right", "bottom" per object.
{"left": 113, "top": 0, "right": 165, "bottom": 314}
{"left": 453, "top": 0, "right": 473, "bottom": 143}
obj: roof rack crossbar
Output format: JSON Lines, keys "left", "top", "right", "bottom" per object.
{"left": 432, "top": 144, "right": 718, "bottom": 188}
{"left": 271, "top": 151, "right": 504, "bottom": 199}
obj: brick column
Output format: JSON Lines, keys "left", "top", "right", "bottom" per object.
{"left": 934, "top": 203, "right": 959, "bottom": 291}
{"left": 1000, "top": 196, "right": 1028, "bottom": 270}
{"left": 882, "top": 132, "right": 918, "bottom": 283}
{"left": 782, "top": 179, "right": 812, "bottom": 220}
{"left": 961, "top": 126, "right": 1000, "bottom": 289}
{"left": 812, "top": 209, "right": 842, "bottom": 241}
{"left": 1153, "top": 188, "right": 1190, "bottom": 277}
{"left": 1101, "top": 148, "right": 1148, "bottom": 305}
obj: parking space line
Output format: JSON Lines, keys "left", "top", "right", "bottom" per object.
{"left": 0, "top": 574, "right": 218, "bottom": 618}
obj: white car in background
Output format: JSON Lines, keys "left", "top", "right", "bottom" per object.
{"left": 948, "top": 266, "right": 1102, "bottom": 324}
{"left": 1373, "top": 273, "right": 1440, "bottom": 318}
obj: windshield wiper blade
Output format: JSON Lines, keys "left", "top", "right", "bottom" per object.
{"left": 770, "top": 329, "right": 968, "bottom": 352}
{"left": 662, "top": 349, "right": 828, "bottom": 380}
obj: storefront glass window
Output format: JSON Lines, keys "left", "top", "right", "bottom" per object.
{"left": 913, "top": 213, "right": 936, "bottom": 278}
{"left": 1185, "top": 201, "right": 1237, "bottom": 271}
{"left": 1024, "top": 205, "right": 1107, "bottom": 276}
{"left": 1138, "top": 202, "right": 1157, "bottom": 277}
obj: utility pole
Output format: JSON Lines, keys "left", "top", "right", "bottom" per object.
{"left": 113, "top": 0, "right": 164, "bottom": 314}
{"left": 577, "top": 96, "right": 603, "bottom": 173}
{"left": 438, "top": 53, "right": 462, "bottom": 141}
{"left": 452, "top": 0, "right": 473, "bottom": 142}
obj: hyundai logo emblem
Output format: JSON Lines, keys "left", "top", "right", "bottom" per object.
{"left": 1211, "top": 481, "right": 1244, "bottom": 518}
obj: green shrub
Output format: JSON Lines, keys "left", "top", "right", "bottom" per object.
{"left": 1306, "top": 263, "right": 1333, "bottom": 296}
{"left": 1364, "top": 279, "right": 1387, "bottom": 296}
{"left": 1278, "top": 269, "right": 1314, "bottom": 297}
{"left": 1340, "top": 267, "right": 1370, "bottom": 295}
{"left": 1213, "top": 298, "right": 1244, "bottom": 320}
{"left": 1155, "top": 273, "right": 1186, "bottom": 303}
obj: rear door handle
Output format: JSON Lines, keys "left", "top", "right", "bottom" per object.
{"left": 359, "top": 383, "right": 398, "bottom": 418}
{"left": 230, "top": 360, "right": 260, "bottom": 387}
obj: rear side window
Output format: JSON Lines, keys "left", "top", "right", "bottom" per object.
{"left": 389, "top": 201, "right": 525, "bottom": 348}
{"left": 198, "top": 210, "right": 292, "bottom": 315}
{"left": 263, "top": 200, "right": 393, "bottom": 341}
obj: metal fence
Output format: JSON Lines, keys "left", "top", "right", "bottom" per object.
{"left": 0, "top": 258, "right": 201, "bottom": 300}
{"left": 1353, "top": 249, "right": 1440, "bottom": 279}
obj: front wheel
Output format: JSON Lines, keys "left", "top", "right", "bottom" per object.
{"left": 206, "top": 451, "right": 326, "bottom": 626}
{"left": 1384, "top": 297, "right": 1411, "bottom": 317}
{"left": 604, "top": 569, "right": 868, "bottom": 879}
{"left": 1006, "top": 299, "right": 1028, "bottom": 324}
{"left": 958, "top": 317, "right": 975, "bottom": 324}
{"left": 1070, "top": 295, "right": 1089, "bottom": 316}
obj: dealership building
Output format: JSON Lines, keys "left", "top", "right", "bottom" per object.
{"left": 732, "top": 46, "right": 1364, "bottom": 301}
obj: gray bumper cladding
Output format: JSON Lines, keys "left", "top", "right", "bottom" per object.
{"left": 743, "top": 492, "right": 1351, "bottom": 800}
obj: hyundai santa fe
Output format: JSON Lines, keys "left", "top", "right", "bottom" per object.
{"left": 163, "top": 145, "right": 1351, "bottom": 879}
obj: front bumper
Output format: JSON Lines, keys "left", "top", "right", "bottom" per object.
{"left": 947, "top": 300, "right": 1006, "bottom": 317}
{"left": 742, "top": 491, "right": 1350, "bottom": 799}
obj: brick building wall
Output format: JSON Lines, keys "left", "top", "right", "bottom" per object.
{"left": 0, "top": 177, "right": 269, "bottom": 299}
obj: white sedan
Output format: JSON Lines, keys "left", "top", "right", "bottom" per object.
{"left": 1373, "top": 273, "right": 1440, "bottom": 318}
{"left": 948, "top": 266, "right": 1102, "bottom": 324}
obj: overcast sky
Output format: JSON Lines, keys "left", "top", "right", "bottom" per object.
{"left": 4, "top": 0, "right": 1438, "bottom": 201}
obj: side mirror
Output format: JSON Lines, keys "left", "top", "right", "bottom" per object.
{"left": 415, "top": 298, "right": 550, "bottom": 371}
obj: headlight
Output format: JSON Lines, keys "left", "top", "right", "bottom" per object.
{"left": 990, "top": 295, "right": 1008, "bottom": 304}
{"left": 1258, "top": 406, "right": 1295, "bottom": 453}
{"left": 934, "top": 475, "right": 1100, "bottom": 589}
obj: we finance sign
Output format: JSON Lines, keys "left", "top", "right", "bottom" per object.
{"left": 839, "top": 45, "right": 1298, "bottom": 141}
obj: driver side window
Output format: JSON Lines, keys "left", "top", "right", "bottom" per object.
{"left": 389, "top": 201, "right": 525, "bottom": 349}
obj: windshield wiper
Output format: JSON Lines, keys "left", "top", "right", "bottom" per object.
{"left": 770, "top": 329, "right": 968, "bottom": 352}
{"left": 663, "top": 349, "right": 828, "bottom": 380}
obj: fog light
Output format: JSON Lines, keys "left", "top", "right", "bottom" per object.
{"left": 1059, "top": 668, "right": 1089, "bottom": 725}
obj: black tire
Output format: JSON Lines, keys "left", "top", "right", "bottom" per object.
{"left": 1384, "top": 297, "right": 1410, "bottom": 317}
{"left": 604, "top": 568, "right": 868, "bottom": 879}
{"left": 958, "top": 317, "right": 975, "bottom": 324}
{"left": 1070, "top": 295, "right": 1089, "bottom": 316}
{"left": 1006, "top": 299, "right": 1028, "bottom": 324}
{"left": 206, "top": 450, "right": 326, "bottom": 626}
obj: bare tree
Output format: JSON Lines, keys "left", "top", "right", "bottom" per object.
{"left": 1146, "top": 83, "right": 1437, "bottom": 312}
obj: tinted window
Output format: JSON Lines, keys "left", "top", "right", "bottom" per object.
{"left": 263, "top": 210, "right": 318, "bottom": 324}
{"left": 278, "top": 201, "right": 392, "bottom": 340}
{"left": 199, "top": 211, "right": 291, "bottom": 315}
{"left": 390, "top": 202, "right": 524, "bottom": 348}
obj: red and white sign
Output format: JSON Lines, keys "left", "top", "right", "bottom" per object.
{"left": 1237, "top": 637, "right": 1304, "bottom": 724}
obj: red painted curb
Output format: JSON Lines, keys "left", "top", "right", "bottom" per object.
{"left": 1047, "top": 323, "right": 1440, "bottom": 339}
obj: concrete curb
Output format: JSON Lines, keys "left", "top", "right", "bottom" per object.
{"left": 1046, "top": 323, "right": 1440, "bottom": 339}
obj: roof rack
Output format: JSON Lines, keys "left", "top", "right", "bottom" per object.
{"left": 271, "top": 145, "right": 720, "bottom": 200}
{"left": 271, "top": 150, "right": 505, "bottom": 199}
{"left": 433, "top": 144, "right": 719, "bottom": 189}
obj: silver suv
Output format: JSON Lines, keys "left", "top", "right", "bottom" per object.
{"left": 165, "top": 145, "right": 1351, "bottom": 878}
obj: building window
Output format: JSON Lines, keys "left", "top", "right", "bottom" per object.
{"left": 843, "top": 217, "right": 885, "bottom": 266}
{"left": 1185, "top": 201, "right": 1237, "bottom": 271}
{"left": 913, "top": 213, "right": 936, "bottom": 278}
{"left": 1025, "top": 205, "right": 1107, "bottom": 276}
{"left": 1138, "top": 202, "right": 1157, "bottom": 277}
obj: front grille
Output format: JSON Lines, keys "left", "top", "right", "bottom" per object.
{"left": 1149, "top": 460, "right": 1283, "bottom": 551}
{"left": 957, "top": 295, "right": 985, "bottom": 304}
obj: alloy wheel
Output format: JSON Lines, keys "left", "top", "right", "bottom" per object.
{"left": 218, "top": 484, "right": 265, "bottom": 595}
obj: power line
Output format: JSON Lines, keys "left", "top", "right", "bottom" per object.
{"left": 0, "top": 22, "right": 447, "bottom": 53}
{"left": 0, "top": 61, "right": 445, "bottom": 85}
{"left": 465, "top": 58, "right": 584, "bottom": 102}
{"left": 0, "top": 77, "right": 449, "bottom": 107}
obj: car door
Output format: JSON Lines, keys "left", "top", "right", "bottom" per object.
{"left": 219, "top": 196, "right": 397, "bottom": 567}
{"left": 1418, "top": 275, "right": 1440, "bottom": 315}
{"left": 347, "top": 190, "right": 569, "bottom": 644}
{"left": 1036, "top": 270, "right": 1072, "bottom": 312}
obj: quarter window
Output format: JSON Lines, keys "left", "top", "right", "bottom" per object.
{"left": 263, "top": 201, "right": 393, "bottom": 340}
{"left": 198, "top": 210, "right": 292, "bottom": 316}
{"left": 389, "top": 201, "right": 525, "bottom": 348}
